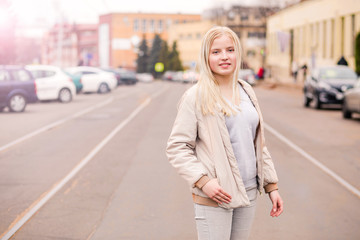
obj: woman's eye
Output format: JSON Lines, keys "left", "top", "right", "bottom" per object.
{"left": 212, "top": 51, "right": 219, "bottom": 54}
{"left": 228, "top": 49, "right": 234, "bottom": 52}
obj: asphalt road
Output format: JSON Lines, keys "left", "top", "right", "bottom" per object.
{"left": 0, "top": 81, "right": 359, "bottom": 240}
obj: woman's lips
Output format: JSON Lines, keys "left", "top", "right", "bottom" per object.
{"left": 219, "top": 63, "right": 231, "bottom": 68}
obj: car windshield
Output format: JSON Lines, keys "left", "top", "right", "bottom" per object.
{"left": 120, "top": 72, "right": 136, "bottom": 78}
{"left": 319, "top": 68, "right": 357, "bottom": 80}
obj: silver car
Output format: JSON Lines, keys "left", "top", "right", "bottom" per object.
{"left": 342, "top": 79, "right": 360, "bottom": 119}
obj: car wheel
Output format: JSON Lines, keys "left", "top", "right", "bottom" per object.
{"left": 313, "top": 94, "right": 322, "bottom": 109}
{"left": 303, "top": 94, "right": 311, "bottom": 107}
{"left": 8, "top": 94, "right": 27, "bottom": 112}
{"left": 98, "top": 83, "right": 109, "bottom": 94}
{"left": 58, "top": 88, "right": 72, "bottom": 103}
{"left": 342, "top": 100, "right": 352, "bottom": 119}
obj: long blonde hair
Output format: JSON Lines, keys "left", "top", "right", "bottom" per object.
{"left": 196, "top": 26, "right": 242, "bottom": 116}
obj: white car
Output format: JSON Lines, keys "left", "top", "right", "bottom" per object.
{"left": 136, "top": 73, "right": 154, "bottom": 83}
{"left": 65, "top": 66, "right": 117, "bottom": 94}
{"left": 26, "top": 65, "right": 76, "bottom": 103}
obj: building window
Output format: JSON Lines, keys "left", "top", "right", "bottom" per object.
{"left": 123, "top": 17, "right": 129, "bottom": 26}
{"left": 351, "top": 14, "right": 355, "bottom": 56}
{"left": 133, "top": 19, "right": 139, "bottom": 32}
{"left": 341, "top": 17, "right": 345, "bottom": 55}
{"left": 247, "top": 50, "right": 256, "bottom": 57}
{"left": 248, "top": 32, "right": 265, "bottom": 38}
{"left": 149, "top": 19, "right": 155, "bottom": 32}
{"left": 323, "top": 20, "right": 326, "bottom": 58}
{"left": 240, "top": 14, "right": 248, "bottom": 21}
{"left": 316, "top": 22, "right": 320, "bottom": 56}
{"left": 158, "top": 20, "right": 163, "bottom": 33}
{"left": 142, "top": 19, "right": 147, "bottom": 33}
{"left": 166, "top": 19, "right": 172, "bottom": 29}
{"left": 331, "top": 19, "right": 335, "bottom": 58}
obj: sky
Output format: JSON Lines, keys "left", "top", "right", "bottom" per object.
{"left": 7, "top": 0, "right": 276, "bottom": 26}
{"left": 4, "top": 0, "right": 286, "bottom": 37}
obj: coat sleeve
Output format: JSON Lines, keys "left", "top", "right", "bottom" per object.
{"left": 257, "top": 101, "right": 279, "bottom": 192}
{"left": 262, "top": 145, "right": 279, "bottom": 193}
{"left": 166, "top": 89, "right": 208, "bottom": 188}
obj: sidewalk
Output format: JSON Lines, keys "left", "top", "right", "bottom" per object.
{"left": 258, "top": 77, "right": 304, "bottom": 90}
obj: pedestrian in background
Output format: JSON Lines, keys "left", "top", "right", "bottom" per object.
{"left": 301, "top": 63, "right": 308, "bottom": 82}
{"left": 337, "top": 56, "right": 348, "bottom": 66}
{"left": 291, "top": 60, "right": 298, "bottom": 82}
{"left": 166, "top": 26, "right": 283, "bottom": 240}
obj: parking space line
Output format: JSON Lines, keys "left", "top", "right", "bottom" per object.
{"left": 0, "top": 97, "right": 114, "bottom": 153}
{"left": 264, "top": 123, "right": 360, "bottom": 199}
{"left": 0, "top": 85, "right": 168, "bottom": 240}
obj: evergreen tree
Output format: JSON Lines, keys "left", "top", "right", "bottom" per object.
{"left": 168, "top": 41, "right": 183, "bottom": 71}
{"left": 147, "top": 34, "right": 163, "bottom": 77}
{"left": 158, "top": 40, "right": 169, "bottom": 73}
{"left": 136, "top": 36, "right": 149, "bottom": 73}
{"left": 355, "top": 32, "right": 360, "bottom": 76}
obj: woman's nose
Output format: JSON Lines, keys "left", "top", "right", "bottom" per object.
{"left": 221, "top": 51, "right": 228, "bottom": 59}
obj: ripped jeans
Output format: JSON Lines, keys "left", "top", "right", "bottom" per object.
{"left": 193, "top": 187, "right": 257, "bottom": 240}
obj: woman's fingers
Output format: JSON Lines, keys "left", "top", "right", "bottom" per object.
{"left": 270, "top": 204, "right": 283, "bottom": 217}
{"left": 202, "top": 179, "right": 232, "bottom": 204}
{"left": 219, "top": 189, "right": 232, "bottom": 199}
{"left": 213, "top": 190, "right": 231, "bottom": 204}
{"left": 269, "top": 191, "right": 284, "bottom": 217}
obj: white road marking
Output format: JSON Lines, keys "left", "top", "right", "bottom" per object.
{"left": 0, "top": 97, "right": 114, "bottom": 153}
{"left": 264, "top": 123, "right": 360, "bottom": 199}
{"left": 0, "top": 86, "right": 167, "bottom": 240}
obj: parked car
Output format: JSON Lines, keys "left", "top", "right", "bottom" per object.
{"left": 101, "top": 68, "right": 121, "bottom": 85}
{"left": 342, "top": 79, "right": 360, "bottom": 119}
{"left": 65, "top": 66, "right": 117, "bottom": 93}
{"left": 136, "top": 73, "right": 154, "bottom": 83}
{"left": 64, "top": 71, "right": 83, "bottom": 93}
{"left": 238, "top": 69, "right": 257, "bottom": 86}
{"left": 117, "top": 69, "right": 138, "bottom": 85}
{"left": 162, "top": 71, "right": 177, "bottom": 81}
{"left": 173, "top": 71, "right": 185, "bottom": 82}
{"left": 26, "top": 65, "right": 76, "bottom": 103}
{"left": 182, "top": 70, "right": 199, "bottom": 83}
{"left": 0, "top": 65, "right": 38, "bottom": 112}
{"left": 102, "top": 68, "right": 137, "bottom": 85}
{"left": 303, "top": 66, "right": 358, "bottom": 109}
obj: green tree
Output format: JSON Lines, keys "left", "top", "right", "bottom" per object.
{"left": 168, "top": 41, "right": 183, "bottom": 71}
{"left": 355, "top": 32, "right": 360, "bottom": 76}
{"left": 147, "top": 34, "right": 163, "bottom": 77}
{"left": 136, "top": 36, "right": 149, "bottom": 73}
{"left": 158, "top": 40, "right": 169, "bottom": 73}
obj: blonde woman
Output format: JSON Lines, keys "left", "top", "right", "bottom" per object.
{"left": 166, "top": 26, "right": 283, "bottom": 240}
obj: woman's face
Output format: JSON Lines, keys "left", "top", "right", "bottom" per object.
{"left": 208, "top": 34, "right": 236, "bottom": 80}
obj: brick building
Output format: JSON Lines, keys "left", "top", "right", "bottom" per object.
{"left": 42, "top": 24, "right": 98, "bottom": 68}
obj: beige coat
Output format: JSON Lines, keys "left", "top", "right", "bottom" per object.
{"left": 166, "top": 80, "right": 278, "bottom": 209}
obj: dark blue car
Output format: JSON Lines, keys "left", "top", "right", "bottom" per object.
{"left": 0, "top": 65, "right": 38, "bottom": 112}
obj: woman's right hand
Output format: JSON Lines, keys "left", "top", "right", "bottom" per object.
{"left": 202, "top": 179, "right": 232, "bottom": 204}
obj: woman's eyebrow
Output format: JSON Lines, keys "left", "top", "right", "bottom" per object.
{"left": 210, "top": 46, "right": 234, "bottom": 50}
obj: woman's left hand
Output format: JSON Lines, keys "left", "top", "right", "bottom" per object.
{"left": 268, "top": 190, "right": 283, "bottom": 217}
